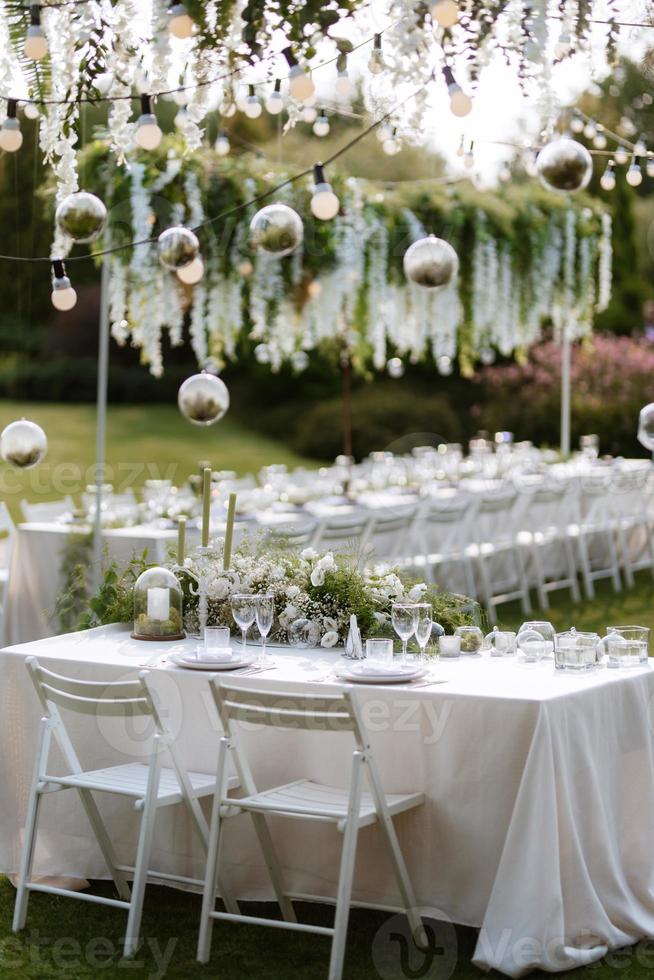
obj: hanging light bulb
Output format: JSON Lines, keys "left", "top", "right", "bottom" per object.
{"left": 634, "top": 135, "right": 647, "bottom": 157}
{"left": 174, "top": 107, "right": 187, "bottom": 130}
{"left": 0, "top": 100, "right": 23, "bottom": 152}
{"left": 220, "top": 99, "right": 236, "bottom": 118}
{"left": 570, "top": 114, "right": 584, "bottom": 134}
{"left": 376, "top": 122, "right": 393, "bottom": 143}
{"left": 234, "top": 86, "right": 248, "bottom": 112}
{"left": 313, "top": 113, "right": 330, "bottom": 137}
{"left": 23, "top": 101, "right": 39, "bottom": 120}
{"left": 443, "top": 66, "right": 472, "bottom": 117}
{"left": 647, "top": 157, "right": 654, "bottom": 179}
{"left": 431, "top": 0, "right": 459, "bottom": 27}
{"left": 135, "top": 94, "right": 162, "bottom": 150}
{"left": 172, "top": 87, "right": 188, "bottom": 106}
{"left": 383, "top": 127, "right": 400, "bottom": 155}
{"left": 177, "top": 256, "right": 205, "bottom": 284}
{"left": 214, "top": 131, "right": 230, "bottom": 156}
{"left": 25, "top": 3, "right": 48, "bottom": 60}
{"left": 310, "top": 164, "right": 340, "bottom": 220}
{"left": 168, "top": 2, "right": 194, "bottom": 38}
{"left": 335, "top": 61, "right": 352, "bottom": 99}
{"left": 456, "top": 134, "right": 465, "bottom": 157}
{"left": 244, "top": 84, "right": 262, "bottom": 119}
{"left": 600, "top": 160, "right": 616, "bottom": 191}
{"left": 463, "top": 141, "right": 474, "bottom": 169}
{"left": 554, "top": 30, "right": 572, "bottom": 59}
{"left": 302, "top": 104, "right": 317, "bottom": 124}
{"left": 265, "top": 79, "right": 283, "bottom": 115}
{"left": 368, "top": 34, "right": 385, "bottom": 74}
{"left": 614, "top": 145, "right": 629, "bottom": 166}
{"left": 283, "top": 47, "right": 315, "bottom": 102}
{"left": 583, "top": 121, "right": 596, "bottom": 140}
{"left": 94, "top": 71, "right": 114, "bottom": 96}
{"left": 593, "top": 127, "right": 607, "bottom": 149}
{"left": 626, "top": 156, "right": 642, "bottom": 187}
{"left": 50, "top": 259, "right": 77, "bottom": 312}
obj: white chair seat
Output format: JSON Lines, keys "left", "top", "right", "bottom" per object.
{"left": 233, "top": 778, "right": 424, "bottom": 829}
{"left": 46, "top": 762, "right": 220, "bottom": 804}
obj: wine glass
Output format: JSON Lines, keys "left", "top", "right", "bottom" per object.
{"left": 255, "top": 594, "right": 275, "bottom": 664}
{"left": 414, "top": 603, "right": 433, "bottom": 662}
{"left": 231, "top": 594, "right": 257, "bottom": 656}
{"left": 392, "top": 603, "right": 418, "bottom": 663}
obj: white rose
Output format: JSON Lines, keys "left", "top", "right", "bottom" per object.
{"left": 408, "top": 583, "right": 428, "bottom": 602}
{"left": 323, "top": 616, "right": 338, "bottom": 631}
{"left": 321, "top": 630, "right": 339, "bottom": 648}
{"left": 301, "top": 547, "right": 318, "bottom": 560}
{"left": 311, "top": 567, "right": 326, "bottom": 587}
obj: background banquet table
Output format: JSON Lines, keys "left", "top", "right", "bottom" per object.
{"left": 2, "top": 625, "right": 654, "bottom": 976}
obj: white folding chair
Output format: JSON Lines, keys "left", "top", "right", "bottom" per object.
{"left": 14, "top": 658, "right": 239, "bottom": 958}
{"left": 609, "top": 468, "right": 654, "bottom": 586}
{"left": 567, "top": 473, "right": 621, "bottom": 598}
{"left": 365, "top": 506, "right": 419, "bottom": 564}
{"left": 411, "top": 492, "right": 477, "bottom": 599}
{"left": 264, "top": 519, "right": 319, "bottom": 550}
{"left": 311, "top": 513, "right": 374, "bottom": 559}
{"left": 197, "top": 682, "right": 425, "bottom": 980}
{"left": 515, "top": 481, "right": 580, "bottom": 609}
{"left": 20, "top": 496, "right": 74, "bottom": 522}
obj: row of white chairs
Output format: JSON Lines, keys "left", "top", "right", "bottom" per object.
{"left": 14, "top": 658, "right": 425, "bottom": 979}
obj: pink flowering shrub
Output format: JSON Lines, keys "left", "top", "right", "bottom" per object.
{"left": 472, "top": 335, "right": 654, "bottom": 456}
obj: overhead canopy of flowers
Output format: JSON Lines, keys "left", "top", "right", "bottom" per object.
{"left": 75, "top": 139, "right": 612, "bottom": 378}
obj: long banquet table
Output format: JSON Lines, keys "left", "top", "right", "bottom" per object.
{"left": 1, "top": 625, "right": 654, "bottom": 976}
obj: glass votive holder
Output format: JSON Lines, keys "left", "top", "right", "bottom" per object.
{"left": 204, "top": 626, "right": 231, "bottom": 656}
{"left": 454, "top": 625, "right": 484, "bottom": 655}
{"left": 365, "top": 638, "right": 394, "bottom": 664}
{"left": 439, "top": 635, "right": 461, "bottom": 659}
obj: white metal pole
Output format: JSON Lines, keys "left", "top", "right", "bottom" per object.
{"left": 92, "top": 256, "right": 110, "bottom": 586}
{"left": 560, "top": 329, "right": 571, "bottom": 457}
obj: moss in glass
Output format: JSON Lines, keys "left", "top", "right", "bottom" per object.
{"left": 132, "top": 566, "right": 185, "bottom": 641}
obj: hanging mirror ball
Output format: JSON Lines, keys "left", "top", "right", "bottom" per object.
{"left": 637, "top": 403, "right": 654, "bottom": 451}
{"left": 0, "top": 418, "right": 47, "bottom": 469}
{"left": 403, "top": 235, "right": 459, "bottom": 289}
{"left": 55, "top": 191, "right": 107, "bottom": 243}
{"left": 249, "top": 204, "right": 304, "bottom": 257}
{"left": 288, "top": 618, "right": 321, "bottom": 649}
{"left": 291, "top": 350, "right": 309, "bottom": 372}
{"left": 158, "top": 226, "right": 200, "bottom": 269}
{"left": 387, "top": 357, "right": 405, "bottom": 378}
{"left": 535, "top": 138, "right": 593, "bottom": 193}
{"left": 177, "top": 372, "right": 230, "bottom": 426}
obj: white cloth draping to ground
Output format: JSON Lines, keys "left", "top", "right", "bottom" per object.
{"left": 2, "top": 625, "right": 654, "bottom": 976}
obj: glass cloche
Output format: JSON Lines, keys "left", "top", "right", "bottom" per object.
{"left": 132, "top": 567, "right": 185, "bottom": 641}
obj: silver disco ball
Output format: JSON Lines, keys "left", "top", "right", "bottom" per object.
{"left": 637, "top": 403, "right": 654, "bottom": 451}
{"left": 158, "top": 226, "right": 200, "bottom": 270}
{"left": 177, "top": 372, "right": 230, "bottom": 426}
{"left": 403, "top": 235, "right": 458, "bottom": 289}
{"left": 0, "top": 418, "right": 47, "bottom": 469}
{"left": 536, "top": 138, "right": 593, "bottom": 193}
{"left": 55, "top": 191, "right": 107, "bottom": 243}
{"left": 249, "top": 204, "right": 304, "bottom": 257}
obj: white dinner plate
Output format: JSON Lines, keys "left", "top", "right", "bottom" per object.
{"left": 337, "top": 664, "right": 426, "bottom": 684}
{"left": 169, "top": 652, "right": 257, "bottom": 671}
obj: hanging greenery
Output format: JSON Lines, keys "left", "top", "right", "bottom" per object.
{"left": 68, "top": 138, "right": 612, "bottom": 379}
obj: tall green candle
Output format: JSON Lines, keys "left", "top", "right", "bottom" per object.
{"left": 201, "top": 467, "right": 211, "bottom": 548}
{"left": 177, "top": 516, "right": 186, "bottom": 565}
{"left": 223, "top": 492, "right": 237, "bottom": 570}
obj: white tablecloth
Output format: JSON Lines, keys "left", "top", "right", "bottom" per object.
{"left": 3, "top": 523, "right": 201, "bottom": 646}
{"left": 1, "top": 625, "right": 654, "bottom": 975}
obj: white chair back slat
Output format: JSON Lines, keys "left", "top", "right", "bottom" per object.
{"left": 214, "top": 682, "right": 358, "bottom": 735}
{"left": 20, "top": 496, "right": 74, "bottom": 523}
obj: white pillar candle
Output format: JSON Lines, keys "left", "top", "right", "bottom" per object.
{"left": 147, "top": 587, "right": 170, "bottom": 622}
{"left": 439, "top": 635, "right": 461, "bottom": 658}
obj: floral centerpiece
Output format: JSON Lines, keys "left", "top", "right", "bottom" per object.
{"left": 73, "top": 541, "right": 482, "bottom": 646}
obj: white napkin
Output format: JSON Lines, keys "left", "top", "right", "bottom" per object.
{"left": 354, "top": 660, "right": 406, "bottom": 675}
{"left": 193, "top": 646, "right": 234, "bottom": 664}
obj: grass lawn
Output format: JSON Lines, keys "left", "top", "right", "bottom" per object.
{"left": 0, "top": 401, "right": 314, "bottom": 521}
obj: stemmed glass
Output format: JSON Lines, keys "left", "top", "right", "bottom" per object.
{"left": 414, "top": 603, "right": 433, "bottom": 662}
{"left": 392, "top": 603, "right": 418, "bottom": 663}
{"left": 255, "top": 594, "right": 275, "bottom": 665}
{"left": 231, "top": 594, "right": 257, "bottom": 657}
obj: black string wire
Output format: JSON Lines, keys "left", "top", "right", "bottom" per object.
{"left": 0, "top": 72, "right": 434, "bottom": 263}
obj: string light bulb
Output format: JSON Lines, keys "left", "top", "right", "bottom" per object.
{"left": 215, "top": 131, "right": 230, "bottom": 156}
{"left": 570, "top": 115, "right": 584, "bottom": 134}
{"left": 443, "top": 66, "right": 472, "bottom": 117}
{"left": 614, "top": 145, "right": 628, "bottom": 165}
{"left": 283, "top": 47, "right": 314, "bottom": 102}
{"left": 634, "top": 135, "right": 647, "bottom": 157}
{"left": 368, "top": 34, "right": 385, "bottom": 74}
{"left": 177, "top": 256, "right": 205, "bottom": 284}
{"left": 376, "top": 122, "right": 393, "bottom": 143}
{"left": 600, "top": 160, "right": 615, "bottom": 191}
{"left": 51, "top": 259, "right": 77, "bottom": 312}
{"left": 626, "top": 156, "right": 642, "bottom": 187}
{"left": 383, "top": 127, "right": 400, "bottom": 155}
{"left": 168, "top": 2, "right": 194, "bottom": 39}
{"left": 244, "top": 84, "right": 262, "bottom": 119}
{"left": 0, "top": 100, "right": 22, "bottom": 152}
{"left": 583, "top": 121, "right": 596, "bottom": 140}
{"left": 313, "top": 113, "right": 330, "bottom": 137}
{"left": 647, "top": 157, "right": 654, "bottom": 179}
{"left": 135, "top": 94, "right": 162, "bottom": 150}
{"left": 302, "top": 105, "right": 317, "bottom": 124}
{"left": 554, "top": 30, "right": 572, "bottom": 59}
{"left": 23, "top": 101, "right": 39, "bottom": 120}
{"left": 335, "top": 63, "right": 352, "bottom": 98}
{"left": 25, "top": 4, "right": 48, "bottom": 60}
{"left": 265, "top": 79, "right": 283, "bottom": 115}
{"left": 310, "top": 164, "right": 340, "bottom": 220}
{"left": 593, "top": 127, "right": 607, "bottom": 149}
{"left": 431, "top": 0, "right": 459, "bottom": 27}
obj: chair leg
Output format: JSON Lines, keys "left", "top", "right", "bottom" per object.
{"left": 328, "top": 752, "right": 364, "bottom": 980}
{"left": 197, "top": 737, "right": 231, "bottom": 964}
{"left": 13, "top": 719, "right": 50, "bottom": 932}
{"left": 576, "top": 535, "right": 595, "bottom": 599}
{"left": 530, "top": 544, "right": 548, "bottom": 611}
{"left": 123, "top": 740, "right": 163, "bottom": 958}
{"left": 515, "top": 547, "right": 532, "bottom": 615}
{"left": 607, "top": 532, "right": 622, "bottom": 592}
{"left": 475, "top": 557, "right": 496, "bottom": 626}
{"left": 78, "top": 788, "right": 132, "bottom": 902}
{"left": 563, "top": 536, "right": 581, "bottom": 603}
{"left": 249, "top": 812, "right": 297, "bottom": 924}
